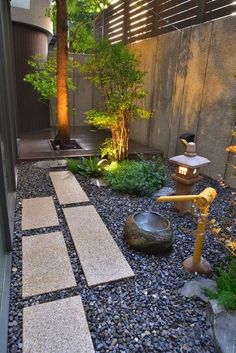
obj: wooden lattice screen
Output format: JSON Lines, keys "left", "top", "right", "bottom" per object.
{"left": 94, "top": 0, "right": 236, "bottom": 43}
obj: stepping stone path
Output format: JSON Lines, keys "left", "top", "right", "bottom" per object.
{"left": 21, "top": 167, "right": 134, "bottom": 352}
{"left": 22, "top": 232, "right": 76, "bottom": 297}
{"left": 64, "top": 205, "right": 135, "bottom": 287}
{"left": 21, "top": 196, "right": 59, "bottom": 230}
{"left": 50, "top": 170, "right": 89, "bottom": 204}
{"left": 23, "top": 296, "right": 95, "bottom": 353}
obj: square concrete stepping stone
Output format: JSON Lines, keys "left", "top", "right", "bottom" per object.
{"left": 50, "top": 171, "right": 89, "bottom": 204}
{"left": 64, "top": 205, "right": 134, "bottom": 287}
{"left": 23, "top": 296, "right": 95, "bottom": 353}
{"left": 22, "top": 232, "right": 76, "bottom": 297}
{"left": 22, "top": 196, "right": 59, "bottom": 230}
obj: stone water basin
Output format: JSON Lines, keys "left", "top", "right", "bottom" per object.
{"left": 124, "top": 212, "right": 174, "bottom": 254}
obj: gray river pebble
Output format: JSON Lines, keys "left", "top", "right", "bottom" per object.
{"left": 7, "top": 161, "right": 235, "bottom": 353}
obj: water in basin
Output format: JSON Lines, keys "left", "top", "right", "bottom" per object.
{"left": 134, "top": 212, "right": 169, "bottom": 233}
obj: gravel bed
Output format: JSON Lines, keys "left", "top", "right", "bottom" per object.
{"left": 8, "top": 161, "right": 236, "bottom": 353}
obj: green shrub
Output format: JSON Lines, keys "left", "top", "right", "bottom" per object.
{"left": 80, "top": 39, "right": 151, "bottom": 161}
{"left": 205, "top": 257, "right": 236, "bottom": 310}
{"left": 67, "top": 159, "right": 80, "bottom": 174}
{"left": 104, "top": 159, "right": 166, "bottom": 196}
{"left": 67, "top": 157, "right": 107, "bottom": 177}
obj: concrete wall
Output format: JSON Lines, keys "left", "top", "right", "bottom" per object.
{"left": 11, "top": 0, "right": 53, "bottom": 35}
{"left": 68, "top": 54, "right": 101, "bottom": 126}
{"left": 50, "top": 54, "right": 102, "bottom": 127}
{"left": 128, "top": 16, "right": 236, "bottom": 188}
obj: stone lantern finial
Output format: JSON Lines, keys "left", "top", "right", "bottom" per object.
{"left": 184, "top": 142, "right": 197, "bottom": 157}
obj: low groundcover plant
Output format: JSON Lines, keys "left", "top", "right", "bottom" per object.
{"left": 67, "top": 156, "right": 166, "bottom": 196}
{"left": 67, "top": 157, "right": 107, "bottom": 177}
{"left": 104, "top": 159, "right": 166, "bottom": 196}
{"left": 204, "top": 256, "right": 236, "bottom": 310}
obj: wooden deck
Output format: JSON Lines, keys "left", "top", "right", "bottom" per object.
{"left": 18, "top": 126, "right": 161, "bottom": 161}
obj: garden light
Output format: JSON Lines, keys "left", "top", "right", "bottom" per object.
{"left": 169, "top": 142, "right": 210, "bottom": 213}
{"left": 157, "top": 187, "right": 217, "bottom": 274}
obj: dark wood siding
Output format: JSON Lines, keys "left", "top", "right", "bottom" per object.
{"left": 12, "top": 22, "right": 50, "bottom": 133}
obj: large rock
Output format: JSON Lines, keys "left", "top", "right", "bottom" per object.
{"left": 179, "top": 277, "right": 216, "bottom": 302}
{"left": 90, "top": 178, "right": 108, "bottom": 187}
{"left": 180, "top": 278, "right": 236, "bottom": 353}
{"left": 213, "top": 310, "right": 236, "bottom": 353}
{"left": 208, "top": 299, "right": 224, "bottom": 316}
{"left": 152, "top": 187, "right": 175, "bottom": 199}
{"left": 124, "top": 212, "right": 174, "bottom": 254}
{"left": 33, "top": 160, "right": 67, "bottom": 169}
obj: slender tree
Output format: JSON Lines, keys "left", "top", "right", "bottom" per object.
{"left": 48, "top": 0, "right": 110, "bottom": 145}
{"left": 56, "top": 0, "right": 70, "bottom": 145}
{"left": 81, "top": 40, "right": 151, "bottom": 161}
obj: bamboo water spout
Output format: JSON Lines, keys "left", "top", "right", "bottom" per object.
{"left": 157, "top": 187, "right": 217, "bottom": 274}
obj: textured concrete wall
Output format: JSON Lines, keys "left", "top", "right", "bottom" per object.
{"left": 129, "top": 16, "right": 236, "bottom": 188}
{"left": 195, "top": 17, "right": 236, "bottom": 187}
{"left": 51, "top": 54, "right": 101, "bottom": 127}
{"left": 11, "top": 0, "right": 53, "bottom": 35}
{"left": 69, "top": 55, "right": 93, "bottom": 126}
{"left": 149, "top": 30, "right": 182, "bottom": 154}
{"left": 128, "top": 37, "right": 158, "bottom": 145}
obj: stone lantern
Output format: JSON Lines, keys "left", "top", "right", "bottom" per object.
{"left": 169, "top": 142, "right": 210, "bottom": 213}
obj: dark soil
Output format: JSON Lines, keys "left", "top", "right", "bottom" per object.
{"left": 50, "top": 139, "right": 82, "bottom": 150}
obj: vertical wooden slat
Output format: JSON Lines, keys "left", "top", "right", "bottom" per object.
{"left": 123, "top": 0, "right": 129, "bottom": 43}
{"left": 152, "top": 0, "right": 158, "bottom": 37}
{"left": 197, "top": 0, "right": 206, "bottom": 23}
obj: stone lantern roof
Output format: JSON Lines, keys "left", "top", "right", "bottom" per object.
{"left": 169, "top": 142, "right": 210, "bottom": 169}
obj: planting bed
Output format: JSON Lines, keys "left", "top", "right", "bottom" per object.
{"left": 8, "top": 161, "right": 235, "bottom": 353}
{"left": 50, "top": 139, "right": 82, "bottom": 150}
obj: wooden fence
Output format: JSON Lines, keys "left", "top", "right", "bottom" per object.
{"left": 94, "top": 0, "right": 236, "bottom": 43}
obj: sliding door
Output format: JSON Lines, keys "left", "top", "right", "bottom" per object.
{"left": 0, "top": 1, "right": 18, "bottom": 352}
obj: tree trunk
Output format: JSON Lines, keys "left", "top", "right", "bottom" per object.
{"left": 56, "top": 0, "right": 70, "bottom": 145}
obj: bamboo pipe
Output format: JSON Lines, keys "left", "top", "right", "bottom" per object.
{"left": 157, "top": 194, "right": 198, "bottom": 203}
{"left": 195, "top": 187, "right": 217, "bottom": 209}
{"left": 157, "top": 188, "right": 217, "bottom": 207}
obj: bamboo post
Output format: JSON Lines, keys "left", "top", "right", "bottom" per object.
{"left": 157, "top": 187, "right": 217, "bottom": 274}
